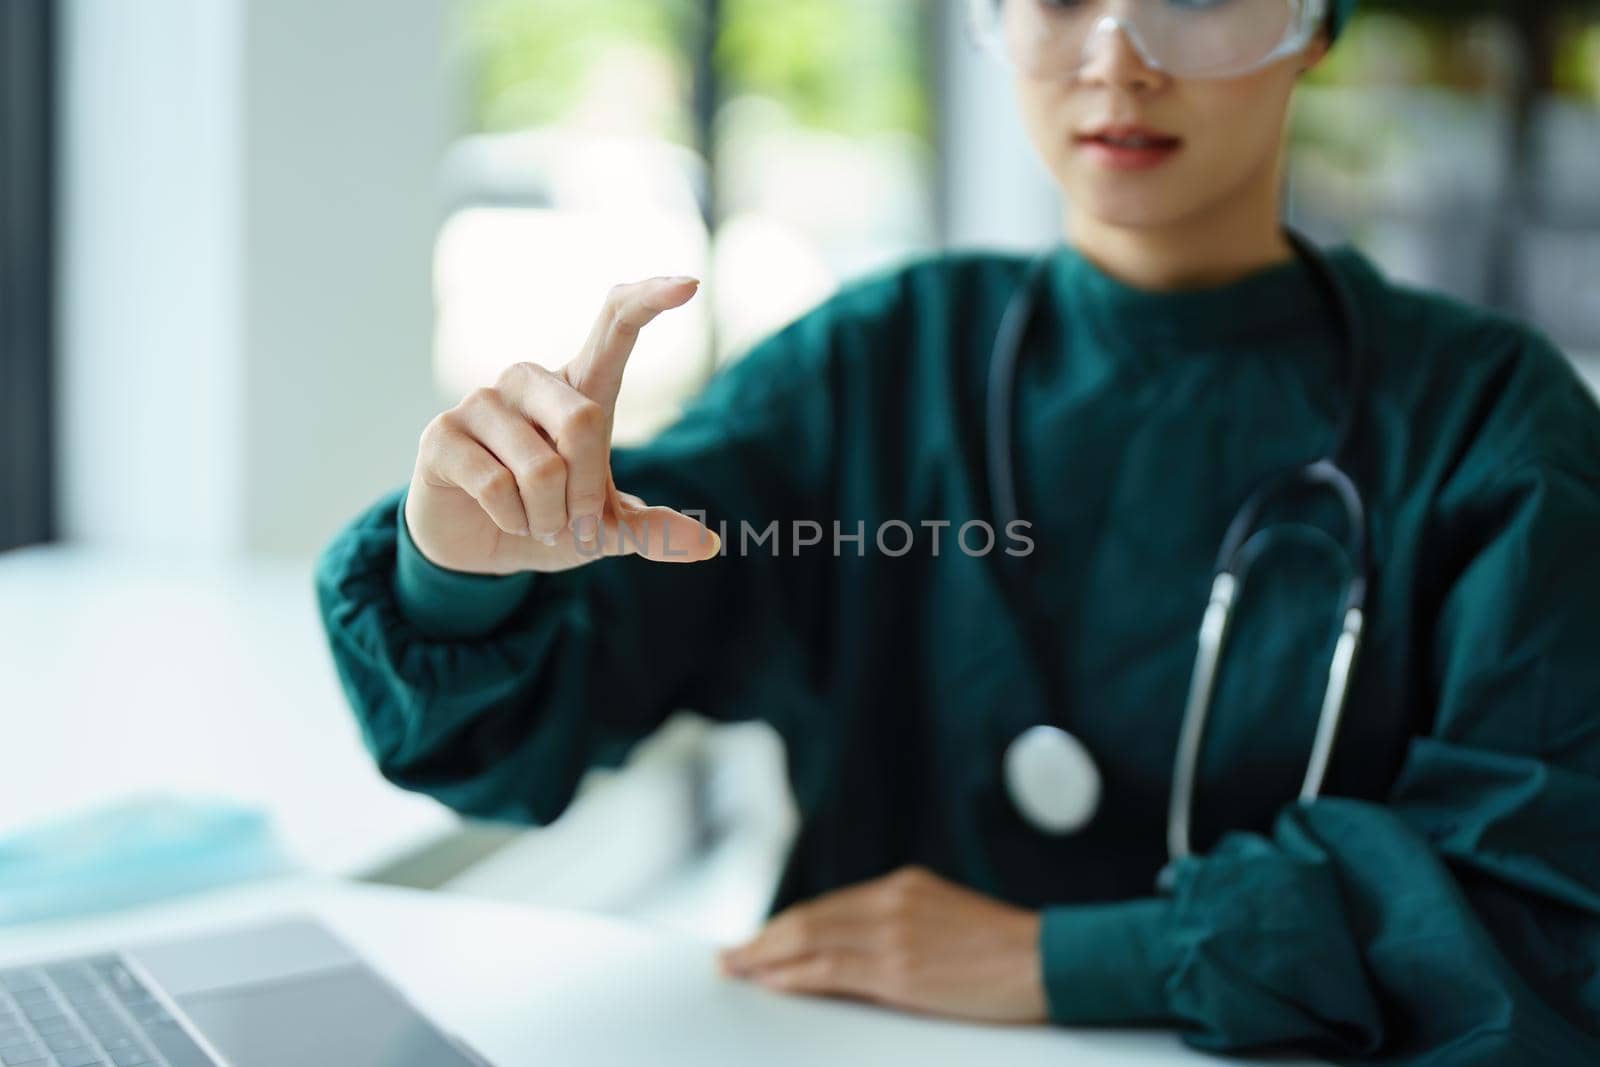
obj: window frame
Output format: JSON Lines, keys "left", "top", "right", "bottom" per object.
{"left": 0, "top": 0, "right": 55, "bottom": 551}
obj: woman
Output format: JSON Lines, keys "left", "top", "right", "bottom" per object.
{"left": 317, "top": 1, "right": 1600, "bottom": 1062}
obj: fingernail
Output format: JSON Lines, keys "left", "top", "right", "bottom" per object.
{"left": 663, "top": 275, "right": 699, "bottom": 286}
{"left": 572, "top": 514, "right": 598, "bottom": 543}
{"left": 707, "top": 530, "right": 721, "bottom": 556}
{"left": 536, "top": 531, "right": 559, "bottom": 547}
{"left": 513, "top": 527, "right": 531, "bottom": 537}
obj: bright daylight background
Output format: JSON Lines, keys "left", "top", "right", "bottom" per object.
{"left": 1, "top": 0, "right": 1598, "bottom": 941}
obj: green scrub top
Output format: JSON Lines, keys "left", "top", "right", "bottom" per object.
{"left": 316, "top": 242, "right": 1600, "bottom": 1065}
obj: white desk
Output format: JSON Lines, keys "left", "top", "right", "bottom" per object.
{"left": 0, "top": 545, "right": 788, "bottom": 937}
{"left": 0, "top": 879, "right": 1324, "bottom": 1067}
{"left": 1577, "top": 353, "right": 1600, "bottom": 398}
{"left": 0, "top": 546, "right": 455, "bottom": 877}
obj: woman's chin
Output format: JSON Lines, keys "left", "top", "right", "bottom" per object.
{"left": 1069, "top": 195, "right": 1196, "bottom": 232}
{"left": 1058, "top": 168, "right": 1206, "bottom": 230}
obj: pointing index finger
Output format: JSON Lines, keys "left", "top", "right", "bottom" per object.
{"left": 562, "top": 276, "right": 700, "bottom": 413}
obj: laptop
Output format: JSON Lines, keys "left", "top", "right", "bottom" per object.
{"left": 0, "top": 917, "right": 490, "bottom": 1066}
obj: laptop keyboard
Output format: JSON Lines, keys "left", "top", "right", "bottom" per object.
{"left": 0, "top": 956, "right": 215, "bottom": 1067}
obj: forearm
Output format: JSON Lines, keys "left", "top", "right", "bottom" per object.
{"left": 1037, "top": 789, "right": 1600, "bottom": 1065}
{"left": 316, "top": 488, "right": 674, "bottom": 823}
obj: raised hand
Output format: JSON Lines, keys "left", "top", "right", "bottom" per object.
{"left": 405, "top": 277, "right": 720, "bottom": 575}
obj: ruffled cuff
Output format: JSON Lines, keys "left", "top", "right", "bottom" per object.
{"left": 392, "top": 493, "right": 534, "bottom": 640}
{"left": 1039, "top": 897, "right": 1175, "bottom": 1025}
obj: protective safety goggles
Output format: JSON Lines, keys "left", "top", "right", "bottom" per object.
{"left": 966, "top": 0, "right": 1331, "bottom": 81}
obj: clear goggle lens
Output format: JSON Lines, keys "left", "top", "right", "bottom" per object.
{"left": 967, "top": 0, "right": 1328, "bottom": 81}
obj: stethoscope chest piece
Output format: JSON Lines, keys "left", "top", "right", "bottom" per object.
{"left": 1003, "top": 724, "right": 1102, "bottom": 835}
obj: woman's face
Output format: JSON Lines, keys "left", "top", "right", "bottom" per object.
{"left": 1008, "top": 3, "right": 1330, "bottom": 231}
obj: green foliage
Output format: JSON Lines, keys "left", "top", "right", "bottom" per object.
{"left": 456, "top": 0, "right": 699, "bottom": 135}
{"left": 456, "top": 0, "right": 930, "bottom": 140}
{"left": 1553, "top": 17, "right": 1600, "bottom": 95}
{"left": 717, "top": 0, "right": 930, "bottom": 138}
{"left": 1311, "top": 7, "right": 1600, "bottom": 97}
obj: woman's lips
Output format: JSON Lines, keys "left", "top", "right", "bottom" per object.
{"left": 1074, "top": 125, "right": 1183, "bottom": 171}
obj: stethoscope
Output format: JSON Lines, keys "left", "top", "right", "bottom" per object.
{"left": 988, "top": 228, "right": 1372, "bottom": 887}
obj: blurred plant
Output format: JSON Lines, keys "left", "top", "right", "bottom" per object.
{"left": 1553, "top": 16, "right": 1600, "bottom": 98}
{"left": 453, "top": 0, "right": 929, "bottom": 142}
{"left": 717, "top": 0, "right": 930, "bottom": 139}
{"left": 1312, "top": 4, "right": 1600, "bottom": 98}
{"left": 1307, "top": 13, "right": 1437, "bottom": 88}
{"left": 453, "top": 0, "right": 700, "bottom": 139}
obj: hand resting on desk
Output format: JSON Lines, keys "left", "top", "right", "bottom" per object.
{"left": 719, "top": 865, "right": 1047, "bottom": 1024}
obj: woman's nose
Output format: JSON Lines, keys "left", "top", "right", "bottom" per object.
{"left": 1074, "top": 17, "right": 1165, "bottom": 94}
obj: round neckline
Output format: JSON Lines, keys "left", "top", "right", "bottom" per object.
{"left": 1046, "top": 238, "right": 1343, "bottom": 358}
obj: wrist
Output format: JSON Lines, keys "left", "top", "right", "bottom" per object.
{"left": 393, "top": 491, "right": 535, "bottom": 640}
{"left": 1008, "top": 910, "right": 1050, "bottom": 1022}
{"left": 1038, "top": 898, "right": 1175, "bottom": 1025}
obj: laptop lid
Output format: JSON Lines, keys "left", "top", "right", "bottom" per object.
{"left": 127, "top": 917, "right": 486, "bottom": 1067}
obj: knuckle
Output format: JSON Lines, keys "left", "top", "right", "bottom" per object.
{"left": 477, "top": 466, "right": 516, "bottom": 500}
{"left": 464, "top": 385, "right": 500, "bottom": 412}
{"left": 603, "top": 287, "right": 641, "bottom": 336}
{"left": 418, "top": 412, "right": 453, "bottom": 449}
{"left": 884, "top": 881, "right": 920, "bottom": 914}
{"left": 495, "top": 361, "right": 538, "bottom": 390}
{"left": 893, "top": 865, "right": 930, "bottom": 890}
{"left": 521, "top": 452, "right": 566, "bottom": 486}
{"left": 567, "top": 488, "right": 607, "bottom": 514}
{"left": 560, "top": 398, "right": 605, "bottom": 439}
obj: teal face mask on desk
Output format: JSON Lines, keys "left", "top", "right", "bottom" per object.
{"left": 0, "top": 795, "right": 290, "bottom": 925}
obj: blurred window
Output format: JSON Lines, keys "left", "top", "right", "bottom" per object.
{"left": 0, "top": 0, "right": 55, "bottom": 551}
{"left": 1289, "top": 7, "right": 1600, "bottom": 358}
{"left": 436, "top": 0, "right": 936, "bottom": 444}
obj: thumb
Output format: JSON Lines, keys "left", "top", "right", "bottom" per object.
{"left": 613, "top": 495, "right": 721, "bottom": 563}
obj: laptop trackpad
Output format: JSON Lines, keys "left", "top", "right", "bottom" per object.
{"left": 177, "top": 967, "right": 478, "bottom": 1067}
